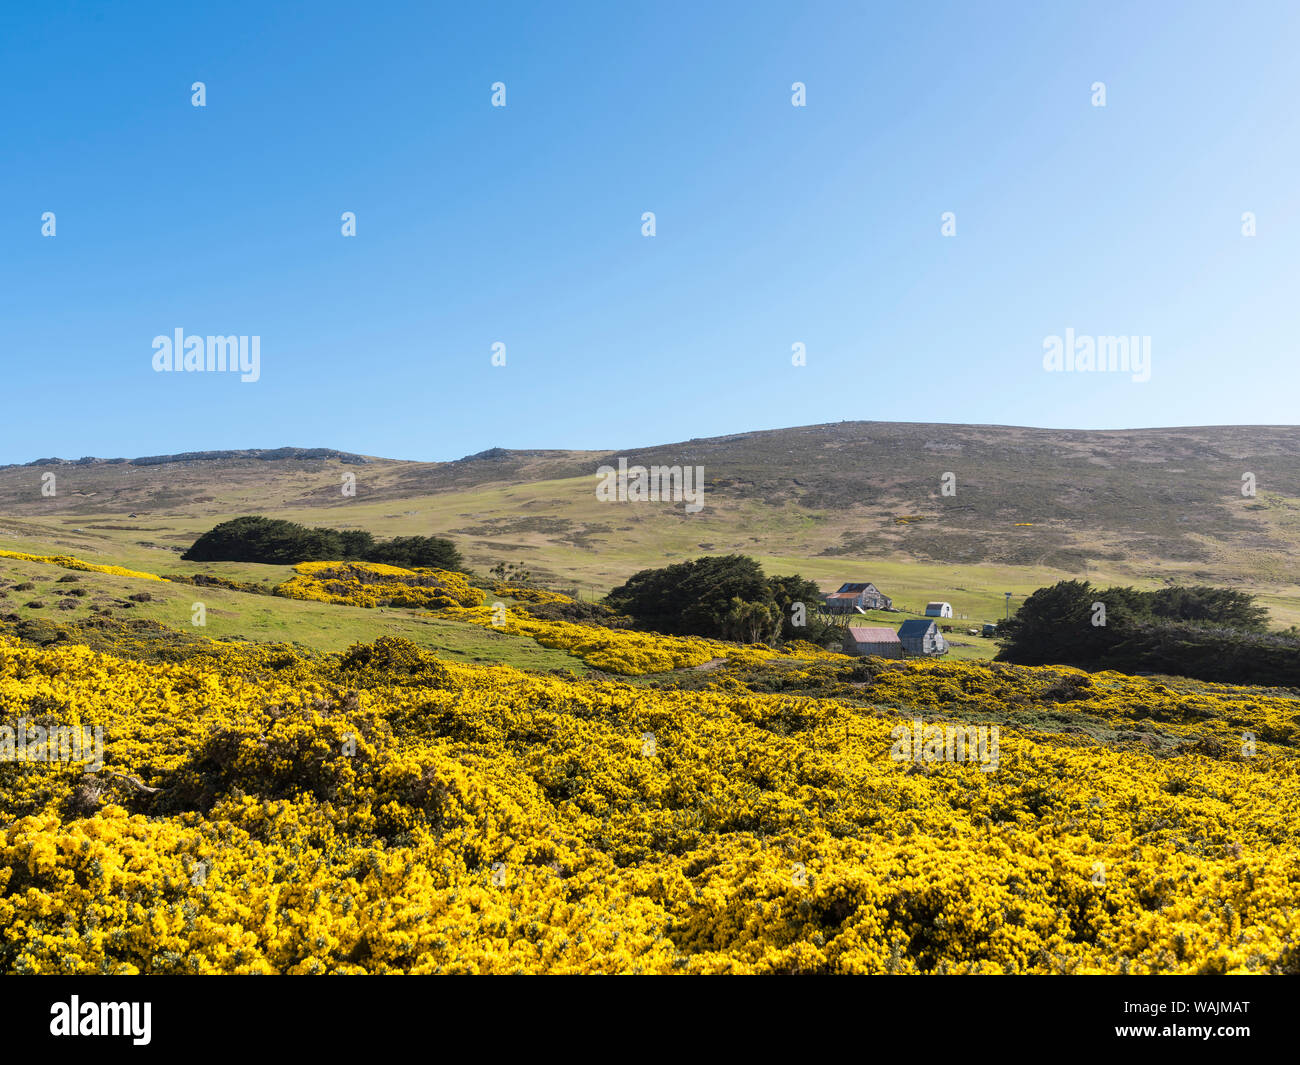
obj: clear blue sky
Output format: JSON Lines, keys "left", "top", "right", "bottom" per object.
{"left": 2, "top": 1, "right": 1298, "bottom": 464}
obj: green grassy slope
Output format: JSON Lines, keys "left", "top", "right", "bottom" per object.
{"left": 0, "top": 557, "right": 583, "bottom": 670}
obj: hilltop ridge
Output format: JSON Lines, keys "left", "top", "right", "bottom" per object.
{"left": 3, "top": 421, "right": 1300, "bottom": 622}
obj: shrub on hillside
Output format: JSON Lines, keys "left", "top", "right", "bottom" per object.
{"left": 366, "top": 536, "right": 462, "bottom": 569}
{"left": 182, "top": 515, "right": 462, "bottom": 570}
{"left": 274, "top": 561, "right": 483, "bottom": 610}
{"left": 996, "top": 579, "right": 1295, "bottom": 685}
{"left": 605, "top": 555, "right": 841, "bottom": 646}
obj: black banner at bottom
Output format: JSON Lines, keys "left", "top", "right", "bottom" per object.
{"left": 1, "top": 975, "right": 1286, "bottom": 1054}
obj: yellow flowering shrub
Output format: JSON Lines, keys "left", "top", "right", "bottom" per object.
{"left": 274, "top": 561, "right": 484, "bottom": 610}
{"left": 860, "top": 659, "right": 1300, "bottom": 755}
{"left": 3, "top": 635, "right": 1297, "bottom": 974}
{"left": 491, "top": 584, "right": 575, "bottom": 604}
{"left": 436, "top": 604, "right": 848, "bottom": 676}
{"left": 0, "top": 550, "right": 164, "bottom": 582}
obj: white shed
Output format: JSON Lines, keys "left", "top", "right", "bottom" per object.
{"left": 924, "top": 601, "right": 953, "bottom": 618}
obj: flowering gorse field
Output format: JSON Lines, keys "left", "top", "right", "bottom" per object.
{"left": 2, "top": 630, "right": 1297, "bottom": 974}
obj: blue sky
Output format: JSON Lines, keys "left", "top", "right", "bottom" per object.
{"left": 2, "top": 0, "right": 1298, "bottom": 464}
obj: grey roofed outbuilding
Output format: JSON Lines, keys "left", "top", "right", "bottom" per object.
{"left": 897, "top": 618, "right": 947, "bottom": 655}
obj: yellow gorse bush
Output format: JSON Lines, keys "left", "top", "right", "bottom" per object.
{"left": 437, "top": 603, "right": 849, "bottom": 676}
{"left": 861, "top": 658, "right": 1300, "bottom": 755}
{"left": 490, "top": 584, "right": 575, "bottom": 604}
{"left": 0, "top": 550, "right": 164, "bottom": 582}
{"left": 274, "top": 561, "right": 484, "bottom": 610}
{"left": 2, "top": 635, "right": 1297, "bottom": 974}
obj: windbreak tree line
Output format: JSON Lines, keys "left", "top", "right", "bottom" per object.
{"left": 182, "top": 516, "right": 463, "bottom": 570}
{"left": 995, "top": 579, "right": 1300, "bottom": 685}
{"left": 605, "top": 555, "right": 838, "bottom": 646}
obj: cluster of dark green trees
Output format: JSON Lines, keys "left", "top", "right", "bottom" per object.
{"left": 605, "top": 555, "right": 838, "bottom": 646}
{"left": 182, "top": 516, "right": 463, "bottom": 570}
{"left": 996, "top": 579, "right": 1300, "bottom": 685}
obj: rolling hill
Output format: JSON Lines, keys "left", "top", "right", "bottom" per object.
{"left": 4, "top": 421, "right": 1300, "bottom": 627}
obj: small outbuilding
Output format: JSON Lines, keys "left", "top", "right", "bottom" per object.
{"left": 897, "top": 619, "right": 946, "bottom": 656}
{"left": 924, "top": 601, "right": 953, "bottom": 618}
{"left": 842, "top": 626, "right": 904, "bottom": 658}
